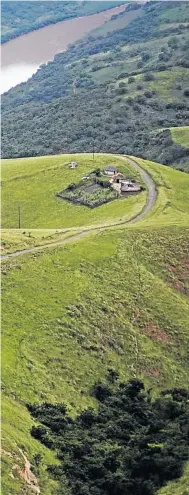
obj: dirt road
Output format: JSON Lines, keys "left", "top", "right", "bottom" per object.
{"left": 1, "top": 157, "right": 157, "bottom": 261}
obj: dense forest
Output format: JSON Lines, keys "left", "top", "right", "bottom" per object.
{"left": 2, "top": 1, "right": 189, "bottom": 168}
{"left": 29, "top": 378, "right": 189, "bottom": 495}
{"left": 1, "top": 1, "right": 126, "bottom": 43}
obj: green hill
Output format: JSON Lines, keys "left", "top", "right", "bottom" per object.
{"left": 2, "top": 1, "right": 189, "bottom": 166}
{"left": 2, "top": 152, "right": 189, "bottom": 229}
{"left": 2, "top": 155, "right": 189, "bottom": 494}
{"left": 1, "top": 154, "right": 146, "bottom": 229}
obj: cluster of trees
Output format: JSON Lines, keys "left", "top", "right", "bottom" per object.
{"left": 2, "top": 81, "right": 189, "bottom": 169}
{"left": 1, "top": 1, "right": 126, "bottom": 43}
{"left": 29, "top": 377, "right": 189, "bottom": 495}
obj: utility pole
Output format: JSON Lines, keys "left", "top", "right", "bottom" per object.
{"left": 18, "top": 204, "right": 21, "bottom": 229}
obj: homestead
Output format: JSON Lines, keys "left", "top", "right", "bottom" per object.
{"left": 110, "top": 173, "right": 141, "bottom": 195}
{"left": 57, "top": 165, "right": 142, "bottom": 208}
{"left": 104, "top": 165, "right": 117, "bottom": 176}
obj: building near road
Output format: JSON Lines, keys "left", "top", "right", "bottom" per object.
{"left": 121, "top": 182, "right": 141, "bottom": 193}
{"left": 104, "top": 165, "right": 117, "bottom": 176}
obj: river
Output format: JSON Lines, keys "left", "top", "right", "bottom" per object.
{"left": 1, "top": 4, "right": 127, "bottom": 94}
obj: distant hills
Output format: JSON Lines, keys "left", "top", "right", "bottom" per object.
{"left": 1, "top": 1, "right": 127, "bottom": 43}
{"left": 1, "top": 1, "right": 189, "bottom": 170}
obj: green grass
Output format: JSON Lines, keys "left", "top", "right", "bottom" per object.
{"left": 129, "top": 156, "right": 189, "bottom": 227}
{"left": 2, "top": 154, "right": 189, "bottom": 493}
{"left": 2, "top": 225, "right": 189, "bottom": 493}
{"left": 1, "top": 154, "right": 145, "bottom": 229}
{"left": 170, "top": 126, "right": 189, "bottom": 148}
{"left": 91, "top": 6, "right": 143, "bottom": 38}
{"left": 0, "top": 229, "right": 79, "bottom": 255}
{"left": 147, "top": 68, "right": 189, "bottom": 101}
{"left": 119, "top": 68, "right": 189, "bottom": 102}
{"left": 1, "top": 397, "right": 59, "bottom": 495}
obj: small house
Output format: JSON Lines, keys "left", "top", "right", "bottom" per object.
{"left": 104, "top": 165, "right": 117, "bottom": 176}
{"left": 69, "top": 161, "right": 78, "bottom": 169}
{"left": 121, "top": 182, "right": 141, "bottom": 193}
{"left": 112, "top": 173, "right": 125, "bottom": 183}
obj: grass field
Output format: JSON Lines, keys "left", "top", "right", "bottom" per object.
{"left": 91, "top": 6, "right": 143, "bottom": 38}
{"left": 2, "top": 154, "right": 189, "bottom": 494}
{"left": 131, "top": 156, "right": 189, "bottom": 227}
{"left": 1, "top": 154, "right": 146, "bottom": 229}
{"left": 114, "top": 68, "right": 189, "bottom": 103}
{"left": 170, "top": 126, "right": 189, "bottom": 148}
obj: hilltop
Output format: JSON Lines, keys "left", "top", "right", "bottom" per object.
{"left": 2, "top": 152, "right": 189, "bottom": 230}
{"left": 1, "top": 154, "right": 189, "bottom": 494}
{"left": 1, "top": 1, "right": 189, "bottom": 169}
{"left": 1, "top": 154, "right": 147, "bottom": 229}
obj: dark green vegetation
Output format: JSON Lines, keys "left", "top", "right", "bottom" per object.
{"left": 2, "top": 1, "right": 189, "bottom": 169}
{"left": 2, "top": 223, "right": 189, "bottom": 494}
{"left": 1, "top": 0, "right": 126, "bottom": 43}
{"left": 29, "top": 380, "right": 189, "bottom": 495}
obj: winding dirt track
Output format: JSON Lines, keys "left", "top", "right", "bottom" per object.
{"left": 1, "top": 157, "right": 157, "bottom": 261}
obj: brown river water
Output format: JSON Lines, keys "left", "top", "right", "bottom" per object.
{"left": 1, "top": 4, "right": 126, "bottom": 94}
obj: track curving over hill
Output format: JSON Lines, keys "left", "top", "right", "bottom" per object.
{"left": 1, "top": 156, "right": 157, "bottom": 260}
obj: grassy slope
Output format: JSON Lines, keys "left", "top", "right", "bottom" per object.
{"left": 1, "top": 154, "right": 146, "bottom": 229}
{"left": 170, "top": 126, "right": 189, "bottom": 148}
{"left": 0, "top": 229, "right": 79, "bottom": 255}
{"left": 130, "top": 156, "right": 189, "bottom": 227}
{"left": 2, "top": 156, "right": 189, "bottom": 494}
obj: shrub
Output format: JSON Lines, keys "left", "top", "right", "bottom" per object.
{"left": 128, "top": 76, "right": 135, "bottom": 84}
{"left": 143, "top": 73, "right": 155, "bottom": 81}
{"left": 184, "top": 88, "right": 189, "bottom": 97}
{"left": 142, "top": 52, "right": 150, "bottom": 62}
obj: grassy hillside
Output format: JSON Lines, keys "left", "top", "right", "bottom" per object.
{"left": 1, "top": 154, "right": 146, "bottom": 229}
{"left": 2, "top": 226, "right": 189, "bottom": 494}
{"left": 171, "top": 126, "right": 189, "bottom": 147}
{"left": 2, "top": 155, "right": 189, "bottom": 493}
{"left": 2, "top": 1, "right": 189, "bottom": 167}
{"left": 2, "top": 153, "right": 189, "bottom": 229}
{"left": 130, "top": 156, "right": 189, "bottom": 226}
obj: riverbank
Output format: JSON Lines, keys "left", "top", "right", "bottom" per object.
{"left": 1, "top": 3, "right": 126, "bottom": 94}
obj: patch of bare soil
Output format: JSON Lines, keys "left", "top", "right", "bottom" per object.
{"left": 143, "top": 323, "right": 169, "bottom": 343}
{"left": 142, "top": 367, "right": 161, "bottom": 378}
{"left": 168, "top": 257, "right": 189, "bottom": 295}
{"left": 12, "top": 449, "right": 40, "bottom": 494}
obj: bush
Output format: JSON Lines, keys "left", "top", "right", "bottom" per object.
{"left": 143, "top": 73, "right": 155, "bottom": 81}
{"left": 184, "top": 88, "right": 189, "bottom": 97}
{"left": 144, "top": 90, "right": 153, "bottom": 98}
{"left": 142, "top": 52, "right": 150, "bottom": 62}
{"left": 137, "top": 60, "right": 144, "bottom": 69}
{"left": 128, "top": 76, "right": 135, "bottom": 84}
